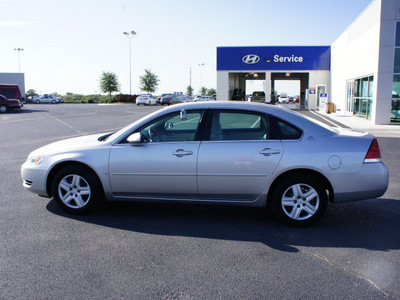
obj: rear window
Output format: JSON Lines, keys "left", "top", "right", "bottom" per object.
{"left": 1, "top": 88, "right": 16, "bottom": 98}
{"left": 269, "top": 116, "right": 303, "bottom": 140}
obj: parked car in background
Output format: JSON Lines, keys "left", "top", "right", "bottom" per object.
{"left": 194, "top": 96, "right": 215, "bottom": 101}
{"left": 0, "top": 84, "right": 24, "bottom": 103}
{"left": 35, "top": 94, "right": 62, "bottom": 104}
{"left": 293, "top": 95, "right": 300, "bottom": 103}
{"left": 0, "top": 94, "right": 22, "bottom": 113}
{"left": 250, "top": 91, "right": 265, "bottom": 103}
{"left": 176, "top": 95, "right": 192, "bottom": 103}
{"left": 136, "top": 94, "right": 157, "bottom": 106}
{"left": 280, "top": 93, "right": 289, "bottom": 103}
{"left": 21, "top": 102, "right": 389, "bottom": 227}
{"left": 160, "top": 94, "right": 176, "bottom": 105}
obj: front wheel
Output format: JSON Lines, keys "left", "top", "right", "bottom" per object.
{"left": 0, "top": 105, "right": 7, "bottom": 113}
{"left": 270, "top": 174, "right": 328, "bottom": 227}
{"left": 51, "top": 166, "right": 103, "bottom": 214}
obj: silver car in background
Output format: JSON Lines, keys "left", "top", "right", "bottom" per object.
{"left": 21, "top": 102, "right": 389, "bottom": 226}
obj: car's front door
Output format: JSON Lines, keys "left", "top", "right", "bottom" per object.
{"left": 109, "top": 109, "right": 205, "bottom": 199}
{"left": 197, "top": 109, "right": 283, "bottom": 201}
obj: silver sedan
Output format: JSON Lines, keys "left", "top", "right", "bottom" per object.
{"left": 21, "top": 102, "right": 389, "bottom": 226}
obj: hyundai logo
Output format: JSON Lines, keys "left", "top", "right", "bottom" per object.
{"left": 242, "top": 54, "right": 260, "bottom": 64}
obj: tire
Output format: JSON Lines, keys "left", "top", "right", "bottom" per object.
{"left": 0, "top": 105, "right": 7, "bottom": 113}
{"left": 270, "top": 174, "right": 328, "bottom": 227}
{"left": 35, "top": 100, "right": 40, "bottom": 104}
{"left": 51, "top": 166, "right": 103, "bottom": 214}
{"left": 52, "top": 100, "right": 56, "bottom": 104}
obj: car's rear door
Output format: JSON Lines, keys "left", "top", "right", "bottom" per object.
{"left": 197, "top": 109, "right": 283, "bottom": 201}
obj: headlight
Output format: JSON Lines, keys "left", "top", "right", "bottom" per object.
{"left": 27, "top": 153, "right": 44, "bottom": 165}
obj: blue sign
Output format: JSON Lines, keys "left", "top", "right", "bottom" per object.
{"left": 217, "top": 46, "right": 330, "bottom": 71}
{"left": 320, "top": 93, "right": 328, "bottom": 97}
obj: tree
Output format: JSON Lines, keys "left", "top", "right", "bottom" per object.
{"left": 200, "top": 87, "right": 207, "bottom": 96}
{"left": 139, "top": 69, "right": 159, "bottom": 94}
{"left": 100, "top": 71, "right": 119, "bottom": 100}
{"left": 52, "top": 92, "right": 62, "bottom": 97}
{"left": 26, "top": 89, "right": 38, "bottom": 98}
{"left": 186, "top": 85, "right": 194, "bottom": 97}
{"left": 207, "top": 88, "right": 216, "bottom": 96}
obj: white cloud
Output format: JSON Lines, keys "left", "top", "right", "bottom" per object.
{"left": 0, "top": 21, "right": 39, "bottom": 27}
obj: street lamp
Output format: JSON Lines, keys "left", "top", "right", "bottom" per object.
{"left": 14, "top": 48, "right": 24, "bottom": 73}
{"left": 123, "top": 30, "right": 136, "bottom": 95}
{"left": 198, "top": 63, "right": 204, "bottom": 93}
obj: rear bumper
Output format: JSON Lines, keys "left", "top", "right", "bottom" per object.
{"left": 329, "top": 162, "right": 389, "bottom": 203}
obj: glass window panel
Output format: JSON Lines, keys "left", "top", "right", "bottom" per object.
{"left": 393, "top": 75, "right": 400, "bottom": 98}
{"left": 368, "top": 76, "right": 374, "bottom": 98}
{"left": 210, "top": 111, "right": 268, "bottom": 141}
{"left": 361, "top": 77, "right": 369, "bottom": 98}
{"left": 354, "top": 79, "right": 360, "bottom": 97}
{"left": 394, "top": 48, "right": 400, "bottom": 73}
{"left": 396, "top": 22, "right": 400, "bottom": 47}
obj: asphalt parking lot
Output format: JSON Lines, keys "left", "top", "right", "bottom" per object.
{"left": 1, "top": 103, "right": 400, "bottom": 299}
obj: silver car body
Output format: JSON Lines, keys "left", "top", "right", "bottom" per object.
{"left": 21, "top": 102, "right": 388, "bottom": 208}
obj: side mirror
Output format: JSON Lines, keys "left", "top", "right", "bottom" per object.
{"left": 127, "top": 132, "right": 142, "bottom": 144}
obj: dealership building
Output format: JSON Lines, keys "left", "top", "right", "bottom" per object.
{"left": 216, "top": 0, "right": 400, "bottom": 125}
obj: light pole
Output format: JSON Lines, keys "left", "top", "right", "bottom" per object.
{"left": 14, "top": 48, "right": 24, "bottom": 73}
{"left": 198, "top": 63, "right": 204, "bottom": 94}
{"left": 123, "top": 31, "right": 136, "bottom": 95}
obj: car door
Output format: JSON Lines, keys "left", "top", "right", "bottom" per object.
{"left": 197, "top": 109, "right": 283, "bottom": 201}
{"left": 109, "top": 109, "right": 205, "bottom": 199}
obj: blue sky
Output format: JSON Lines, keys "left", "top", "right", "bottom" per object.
{"left": 1, "top": 0, "right": 373, "bottom": 96}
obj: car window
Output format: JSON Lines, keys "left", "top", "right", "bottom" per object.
{"left": 1, "top": 88, "right": 16, "bottom": 98}
{"left": 209, "top": 110, "right": 268, "bottom": 141}
{"left": 269, "top": 116, "right": 303, "bottom": 140}
{"left": 136, "top": 110, "right": 204, "bottom": 143}
{"left": 277, "top": 119, "right": 302, "bottom": 139}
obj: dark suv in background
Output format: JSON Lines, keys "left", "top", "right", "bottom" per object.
{"left": 0, "top": 84, "right": 23, "bottom": 113}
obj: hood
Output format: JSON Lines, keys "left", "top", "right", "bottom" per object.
{"left": 35, "top": 133, "right": 108, "bottom": 156}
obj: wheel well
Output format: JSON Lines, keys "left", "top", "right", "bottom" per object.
{"left": 267, "top": 169, "right": 334, "bottom": 205}
{"left": 46, "top": 161, "right": 104, "bottom": 197}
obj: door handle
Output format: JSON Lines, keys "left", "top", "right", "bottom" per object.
{"left": 173, "top": 149, "right": 193, "bottom": 156}
{"left": 259, "top": 148, "right": 281, "bottom": 155}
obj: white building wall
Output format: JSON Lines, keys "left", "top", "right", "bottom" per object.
{"left": 308, "top": 70, "right": 331, "bottom": 109}
{"left": 331, "top": 0, "right": 398, "bottom": 124}
{"left": 375, "top": 0, "right": 398, "bottom": 124}
{"left": 217, "top": 71, "right": 229, "bottom": 100}
{"left": 331, "top": 0, "right": 381, "bottom": 120}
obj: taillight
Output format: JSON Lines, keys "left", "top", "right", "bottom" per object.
{"left": 364, "top": 138, "right": 381, "bottom": 163}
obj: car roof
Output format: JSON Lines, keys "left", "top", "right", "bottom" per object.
{"left": 109, "top": 101, "right": 337, "bottom": 145}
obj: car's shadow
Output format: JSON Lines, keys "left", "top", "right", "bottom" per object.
{"left": 10, "top": 108, "right": 49, "bottom": 114}
{"left": 47, "top": 197, "right": 400, "bottom": 252}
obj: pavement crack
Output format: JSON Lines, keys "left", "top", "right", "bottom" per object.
{"left": 309, "top": 251, "right": 392, "bottom": 298}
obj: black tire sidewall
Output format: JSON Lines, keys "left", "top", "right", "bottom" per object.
{"left": 51, "top": 166, "right": 102, "bottom": 214}
{"left": 270, "top": 174, "right": 328, "bottom": 227}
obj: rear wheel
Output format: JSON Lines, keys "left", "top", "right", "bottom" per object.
{"left": 51, "top": 166, "right": 103, "bottom": 214}
{"left": 0, "top": 105, "right": 7, "bottom": 113}
{"left": 270, "top": 174, "right": 328, "bottom": 227}
{"left": 35, "top": 100, "right": 40, "bottom": 104}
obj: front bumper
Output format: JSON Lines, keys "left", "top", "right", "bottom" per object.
{"left": 21, "top": 162, "right": 50, "bottom": 197}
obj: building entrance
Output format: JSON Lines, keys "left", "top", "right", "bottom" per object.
{"left": 271, "top": 73, "right": 309, "bottom": 107}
